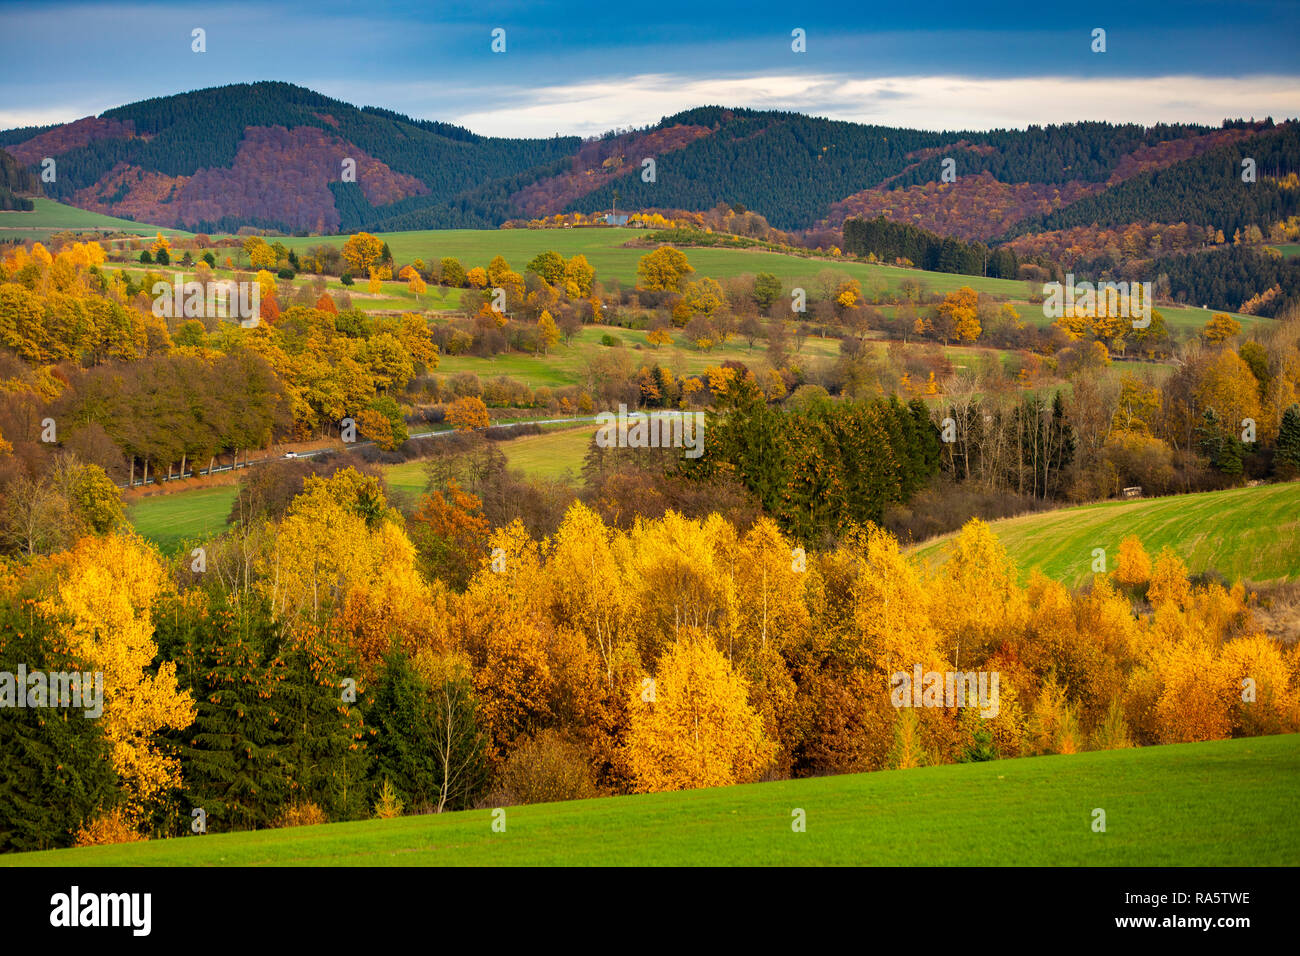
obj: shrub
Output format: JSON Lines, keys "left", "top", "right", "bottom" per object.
{"left": 74, "top": 808, "right": 144, "bottom": 847}
{"left": 496, "top": 729, "right": 597, "bottom": 806}
{"left": 274, "top": 801, "right": 329, "bottom": 829}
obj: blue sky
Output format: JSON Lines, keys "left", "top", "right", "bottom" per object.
{"left": 1, "top": 0, "right": 1297, "bottom": 136}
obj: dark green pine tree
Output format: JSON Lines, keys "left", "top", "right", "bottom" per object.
{"left": 276, "top": 628, "right": 372, "bottom": 821}
{"left": 1196, "top": 407, "right": 1244, "bottom": 476}
{"left": 1276, "top": 403, "right": 1300, "bottom": 472}
{"left": 164, "top": 597, "right": 290, "bottom": 833}
{"left": 0, "top": 610, "right": 117, "bottom": 852}
{"left": 367, "top": 649, "right": 440, "bottom": 810}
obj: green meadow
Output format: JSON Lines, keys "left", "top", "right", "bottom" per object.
{"left": 912, "top": 481, "right": 1300, "bottom": 586}
{"left": 0, "top": 197, "right": 193, "bottom": 240}
{"left": 126, "top": 485, "right": 238, "bottom": 554}
{"left": 5, "top": 201, "right": 1265, "bottom": 332}
{"left": 9, "top": 734, "right": 1297, "bottom": 866}
{"left": 275, "top": 226, "right": 1262, "bottom": 331}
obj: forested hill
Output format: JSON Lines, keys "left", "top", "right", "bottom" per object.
{"left": 2, "top": 82, "right": 1295, "bottom": 239}
{"left": 0, "top": 148, "right": 40, "bottom": 211}
{"left": 2, "top": 82, "right": 580, "bottom": 234}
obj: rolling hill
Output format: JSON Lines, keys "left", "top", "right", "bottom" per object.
{"left": 912, "top": 481, "right": 1300, "bottom": 586}
{"left": 4, "top": 83, "right": 1297, "bottom": 243}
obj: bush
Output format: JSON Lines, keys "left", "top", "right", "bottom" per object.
{"left": 273, "top": 801, "right": 329, "bottom": 829}
{"left": 485, "top": 423, "right": 543, "bottom": 441}
{"left": 496, "top": 729, "right": 597, "bottom": 806}
{"left": 277, "top": 267, "right": 295, "bottom": 279}
{"left": 340, "top": 272, "right": 354, "bottom": 286}
{"left": 74, "top": 808, "right": 144, "bottom": 847}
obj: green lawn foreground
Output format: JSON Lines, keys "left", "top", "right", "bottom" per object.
{"left": 9, "top": 735, "right": 1298, "bottom": 866}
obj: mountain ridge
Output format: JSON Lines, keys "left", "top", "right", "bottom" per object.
{"left": 4, "top": 81, "right": 1296, "bottom": 242}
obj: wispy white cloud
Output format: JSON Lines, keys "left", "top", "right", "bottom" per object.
{"left": 444, "top": 72, "right": 1300, "bottom": 137}
{"left": 3, "top": 72, "right": 1296, "bottom": 139}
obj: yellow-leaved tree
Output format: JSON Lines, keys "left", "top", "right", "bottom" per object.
{"left": 1113, "top": 534, "right": 1152, "bottom": 587}
{"left": 626, "top": 633, "right": 773, "bottom": 792}
{"left": 547, "top": 502, "right": 632, "bottom": 687}
{"left": 43, "top": 533, "right": 195, "bottom": 821}
{"left": 932, "top": 518, "right": 1025, "bottom": 668}
{"left": 259, "top": 468, "right": 399, "bottom": 626}
{"left": 851, "top": 525, "right": 947, "bottom": 678}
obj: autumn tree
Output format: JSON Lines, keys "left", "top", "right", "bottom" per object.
{"left": 626, "top": 634, "right": 772, "bottom": 792}
{"left": 440, "top": 257, "right": 467, "bottom": 288}
{"left": 526, "top": 250, "right": 565, "bottom": 285}
{"left": 42, "top": 533, "right": 196, "bottom": 823}
{"left": 563, "top": 254, "right": 595, "bottom": 297}
{"left": 447, "top": 396, "right": 490, "bottom": 431}
{"left": 1201, "top": 313, "right": 1242, "bottom": 345}
{"left": 637, "top": 246, "right": 694, "bottom": 292}
{"left": 537, "top": 310, "right": 560, "bottom": 354}
{"left": 937, "top": 286, "right": 981, "bottom": 342}
{"left": 1114, "top": 535, "right": 1152, "bottom": 588}
{"left": 411, "top": 483, "right": 491, "bottom": 591}
{"left": 342, "top": 232, "right": 384, "bottom": 275}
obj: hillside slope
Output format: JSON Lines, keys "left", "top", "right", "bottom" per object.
{"left": 5, "top": 84, "right": 1293, "bottom": 236}
{"left": 912, "top": 482, "right": 1300, "bottom": 586}
{"left": 9, "top": 734, "right": 1297, "bottom": 866}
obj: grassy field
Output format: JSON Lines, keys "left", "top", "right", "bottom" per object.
{"left": 0, "top": 197, "right": 193, "bottom": 240}
{"left": 272, "top": 227, "right": 1262, "bottom": 331}
{"left": 497, "top": 425, "right": 598, "bottom": 479}
{"left": 434, "top": 322, "right": 836, "bottom": 388}
{"left": 279, "top": 227, "right": 1027, "bottom": 296}
{"left": 382, "top": 424, "right": 605, "bottom": 493}
{"left": 8, "top": 734, "right": 1297, "bottom": 866}
{"left": 8, "top": 205, "right": 1265, "bottom": 331}
{"left": 127, "top": 486, "right": 238, "bottom": 554}
{"left": 913, "top": 481, "right": 1300, "bottom": 586}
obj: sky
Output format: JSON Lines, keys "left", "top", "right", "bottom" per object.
{"left": 1, "top": 0, "right": 1298, "bottom": 137}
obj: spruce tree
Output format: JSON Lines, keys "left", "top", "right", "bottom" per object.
{"left": 1278, "top": 404, "right": 1300, "bottom": 471}
{"left": 277, "top": 628, "right": 372, "bottom": 821}
{"left": 161, "top": 595, "right": 290, "bottom": 832}
{"left": 368, "top": 650, "right": 440, "bottom": 810}
{"left": 0, "top": 610, "right": 117, "bottom": 851}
